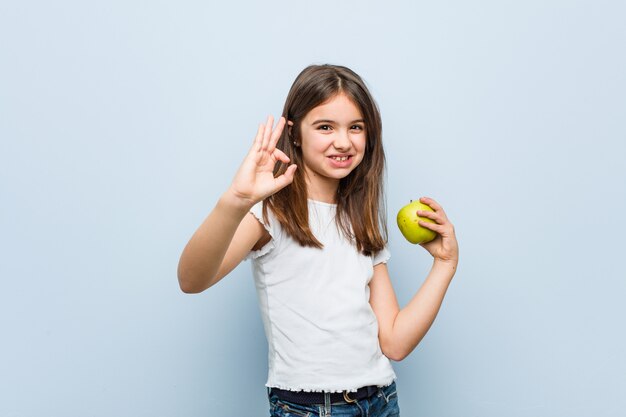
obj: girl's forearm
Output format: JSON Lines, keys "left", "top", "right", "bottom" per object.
{"left": 389, "top": 260, "right": 457, "bottom": 360}
{"left": 177, "top": 190, "right": 253, "bottom": 293}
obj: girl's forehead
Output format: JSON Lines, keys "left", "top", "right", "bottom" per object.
{"left": 305, "top": 93, "right": 363, "bottom": 120}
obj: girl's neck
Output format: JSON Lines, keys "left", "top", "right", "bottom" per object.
{"left": 305, "top": 174, "right": 339, "bottom": 205}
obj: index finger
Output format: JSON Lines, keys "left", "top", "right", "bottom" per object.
{"left": 420, "top": 196, "right": 444, "bottom": 213}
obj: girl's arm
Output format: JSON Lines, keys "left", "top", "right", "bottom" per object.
{"left": 177, "top": 116, "right": 297, "bottom": 293}
{"left": 369, "top": 260, "right": 457, "bottom": 361}
{"left": 177, "top": 191, "right": 265, "bottom": 293}
{"left": 369, "top": 196, "right": 459, "bottom": 361}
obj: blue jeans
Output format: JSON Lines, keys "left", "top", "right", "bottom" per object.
{"left": 268, "top": 381, "right": 400, "bottom": 417}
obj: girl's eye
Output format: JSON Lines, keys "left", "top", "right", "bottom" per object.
{"left": 317, "top": 124, "right": 364, "bottom": 131}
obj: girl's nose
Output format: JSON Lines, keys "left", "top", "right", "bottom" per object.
{"left": 333, "top": 131, "right": 351, "bottom": 150}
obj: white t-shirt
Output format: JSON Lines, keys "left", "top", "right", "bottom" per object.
{"left": 245, "top": 198, "right": 396, "bottom": 393}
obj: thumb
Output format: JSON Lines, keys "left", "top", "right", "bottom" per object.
{"left": 273, "top": 164, "right": 298, "bottom": 191}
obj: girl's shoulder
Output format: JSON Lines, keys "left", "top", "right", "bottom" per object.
{"left": 246, "top": 200, "right": 282, "bottom": 260}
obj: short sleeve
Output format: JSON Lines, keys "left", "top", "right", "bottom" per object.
{"left": 372, "top": 246, "right": 391, "bottom": 266}
{"left": 245, "top": 201, "right": 279, "bottom": 261}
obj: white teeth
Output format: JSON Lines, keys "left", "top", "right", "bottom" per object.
{"left": 331, "top": 156, "right": 349, "bottom": 161}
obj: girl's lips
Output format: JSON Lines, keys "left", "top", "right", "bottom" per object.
{"left": 327, "top": 155, "right": 353, "bottom": 168}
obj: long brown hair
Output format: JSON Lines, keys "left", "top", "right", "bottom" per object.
{"left": 263, "top": 64, "right": 387, "bottom": 256}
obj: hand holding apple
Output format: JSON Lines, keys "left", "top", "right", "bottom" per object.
{"left": 397, "top": 200, "right": 437, "bottom": 244}
{"left": 397, "top": 197, "right": 459, "bottom": 264}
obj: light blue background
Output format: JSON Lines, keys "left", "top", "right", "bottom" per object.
{"left": 1, "top": 1, "right": 625, "bottom": 416}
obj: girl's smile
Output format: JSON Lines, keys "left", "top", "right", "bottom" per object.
{"left": 327, "top": 154, "right": 354, "bottom": 167}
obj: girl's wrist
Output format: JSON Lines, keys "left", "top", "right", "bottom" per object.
{"left": 433, "top": 257, "right": 458, "bottom": 269}
{"left": 219, "top": 189, "right": 256, "bottom": 214}
{"left": 433, "top": 254, "right": 459, "bottom": 264}
{"left": 421, "top": 259, "right": 457, "bottom": 288}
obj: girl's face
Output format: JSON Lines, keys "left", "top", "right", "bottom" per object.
{"left": 298, "top": 93, "right": 367, "bottom": 188}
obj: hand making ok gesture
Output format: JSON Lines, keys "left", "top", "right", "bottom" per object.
{"left": 227, "top": 115, "right": 298, "bottom": 207}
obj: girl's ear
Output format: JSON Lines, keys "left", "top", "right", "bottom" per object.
{"left": 287, "top": 120, "right": 299, "bottom": 147}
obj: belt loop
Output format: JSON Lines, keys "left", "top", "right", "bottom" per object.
{"left": 323, "top": 392, "right": 331, "bottom": 416}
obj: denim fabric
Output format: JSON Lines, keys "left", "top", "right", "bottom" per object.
{"left": 268, "top": 381, "right": 400, "bottom": 417}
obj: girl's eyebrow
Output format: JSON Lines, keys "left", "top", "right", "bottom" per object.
{"left": 311, "top": 119, "right": 365, "bottom": 125}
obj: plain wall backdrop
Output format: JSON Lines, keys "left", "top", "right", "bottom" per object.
{"left": 1, "top": 1, "right": 625, "bottom": 416}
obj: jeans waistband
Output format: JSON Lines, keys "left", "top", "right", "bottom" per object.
{"left": 270, "top": 385, "right": 379, "bottom": 405}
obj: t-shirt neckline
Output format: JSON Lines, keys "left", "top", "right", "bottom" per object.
{"left": 307, "top": 198, "right": 337, "bottom": 207}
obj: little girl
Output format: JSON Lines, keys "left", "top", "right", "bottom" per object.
{"left": 178, "top": 64, "right": 459, "bottom": 417}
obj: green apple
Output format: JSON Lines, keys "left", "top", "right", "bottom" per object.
{"left": 397, "top": 200, "right": 437, "bottom": 244}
